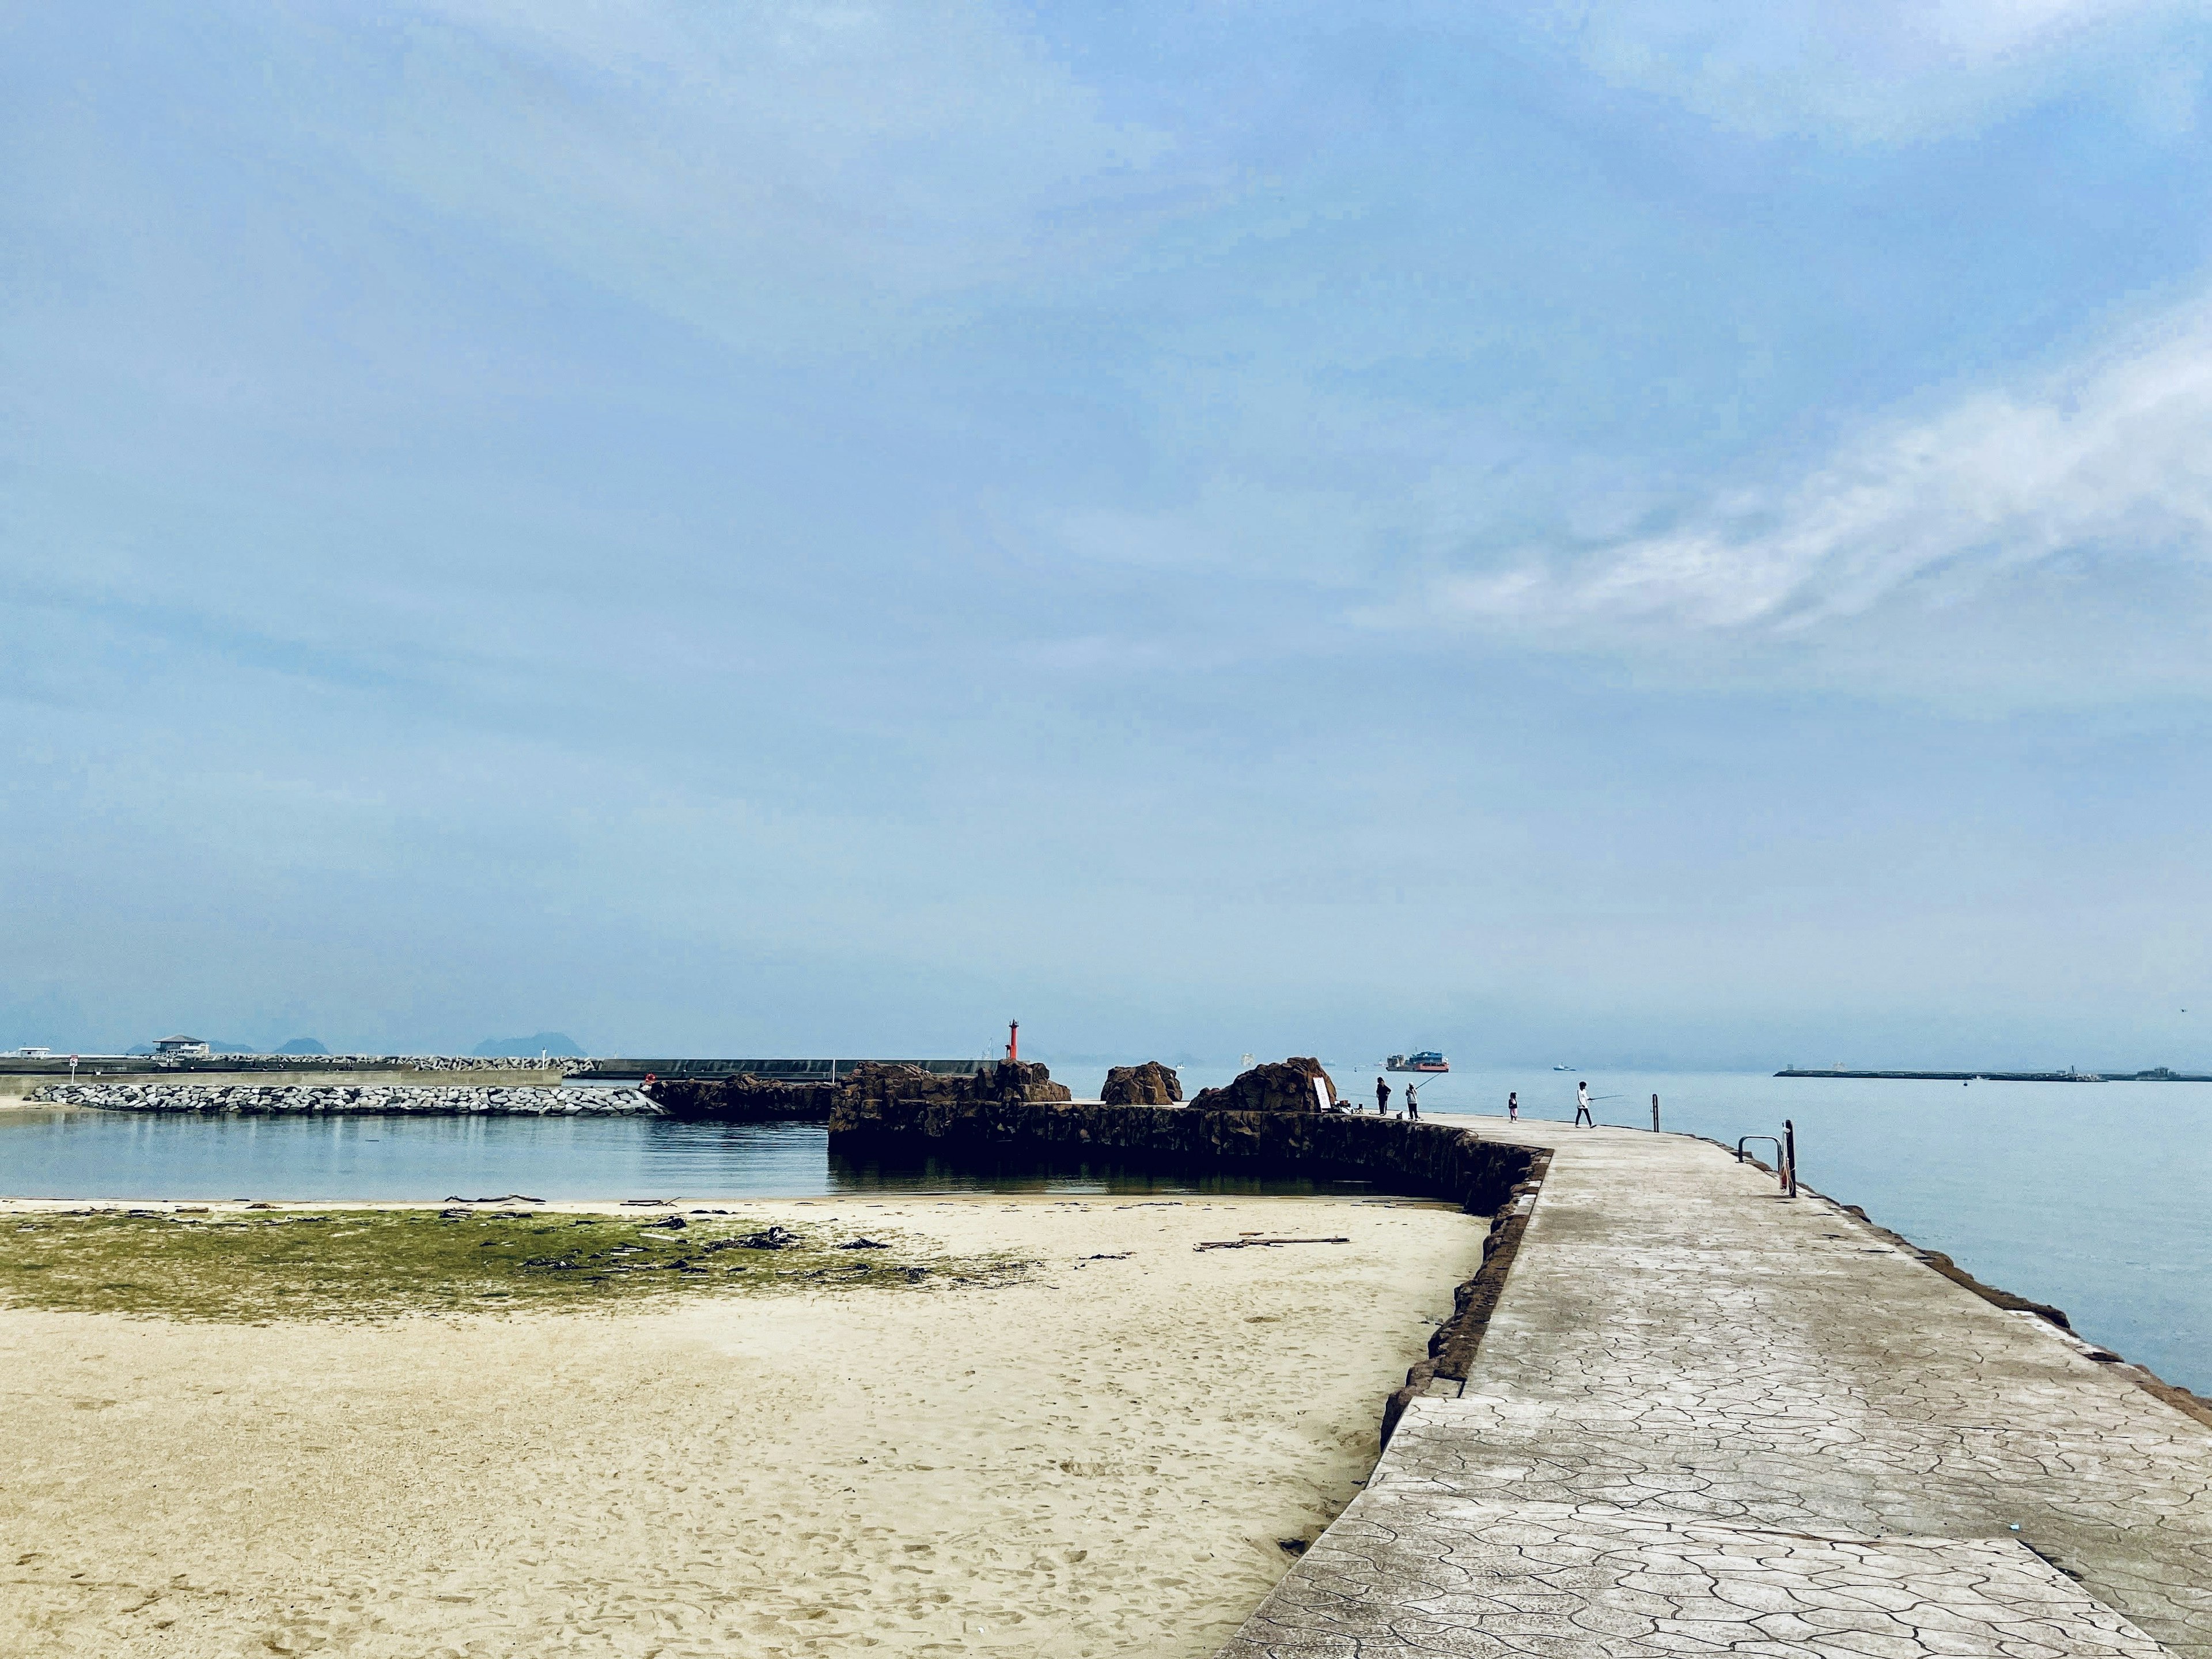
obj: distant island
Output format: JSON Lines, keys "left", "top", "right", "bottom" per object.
{"left": 1777, "top": 1066, "right": 2212, "bottom": 1082}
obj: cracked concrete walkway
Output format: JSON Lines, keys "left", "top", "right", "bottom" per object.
{"left": 1220, "top": 1122, "right": 2212, "bottom": 1658}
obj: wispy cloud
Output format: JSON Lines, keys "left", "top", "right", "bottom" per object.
{"left": 1532, "top": 0, "right": 2202, "bottom": 141}
{"left": 340, "top": 0, "right": 1186, "bottom": 344}
{"left": 1427, "top": 293, "right": 2212, "bottom": 636}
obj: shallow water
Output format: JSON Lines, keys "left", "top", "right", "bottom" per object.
{"left": 0, "top": 1109, "right": 1369, "bottom": 1206}
{"left": 5, "top": 1064, "right": 2207, "bottom": 1390}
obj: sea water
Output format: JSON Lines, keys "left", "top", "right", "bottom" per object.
{"left": 3, "top": 1065, "right": 2206, "bottom": 1392}
{"left": 1296, "top": 1065, "right": 2212, "bottom": 1396}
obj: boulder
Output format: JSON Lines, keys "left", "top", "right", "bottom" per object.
{"left": 1188, "top": 1057, "right": 1339, "bottom": 1113}
{"left": 1101, "top": 1062, "right": 1184, "bottom": 1107}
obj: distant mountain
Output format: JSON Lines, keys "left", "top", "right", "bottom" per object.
{"left": 471, "top": 1032, "right": 587, "bottom": 1059}
{"left": 210, "top": 1040, "right": 263, "bottom": 1055}
{"left": 275, "top": 1038, "right": 329, "bottom": 1055}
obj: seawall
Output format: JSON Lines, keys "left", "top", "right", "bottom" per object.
{"left": 828, "top": 1094, "right": 1539, "bottom": 1215}
{"left": 650, "top": 1077, "right": 836, "bottom": 1121}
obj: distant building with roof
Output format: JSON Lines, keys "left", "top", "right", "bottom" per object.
{"left": 154, "top": 1035, "right": 211, "bottom": 1058}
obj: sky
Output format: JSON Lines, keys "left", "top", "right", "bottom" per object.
{"left": 6, "top": 0, "right": 2212, "bottom": 1069}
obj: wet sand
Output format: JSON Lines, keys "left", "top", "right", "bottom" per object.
{"left": 0, "top": 1193, "right": 1483, "bottom": 1658}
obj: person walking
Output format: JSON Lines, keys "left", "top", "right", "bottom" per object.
{"left": 1374, "top": 1075, "right": 1392, "bottom": 1115}
{"left": 1574, "top": 1080, "right": 1594, "bottom": 1127}
{"left": 1507, "top": 1090, "right": 1518, "bottom": 1122}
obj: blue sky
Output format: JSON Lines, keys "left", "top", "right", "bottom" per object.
{"left": 6, "top": 0, "right": 2212, "bottom": 1067}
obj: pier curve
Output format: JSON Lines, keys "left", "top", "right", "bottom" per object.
{"left": 831, "top": 1100, "right": 2212, "bottom": 1655}
{"left": 1225, "top": 1122, "right": 2212, "bottom": 1659}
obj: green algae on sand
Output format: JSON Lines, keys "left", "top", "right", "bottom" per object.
{"left": 0, "top": 1209, "right": 1030, "bottom": 1321}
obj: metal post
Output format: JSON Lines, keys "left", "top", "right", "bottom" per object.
{"left": 1783, "top": 1119, "right": 1798, "bottom": 1199}
{"left": 1651, "top": 1093, "right": 1660, "bottom": 1132}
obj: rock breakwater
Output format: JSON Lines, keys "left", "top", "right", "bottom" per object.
{"left": 645, "top": 1058, "right": 1073, "bottom": 1122}
{"left": 33, "top": 1084, "right": 658, "bottom": 1116}
{"left": 648, "top": 1075, "right": 836, "bottom": 1121}
{"left": 839, "top": 1059, "right": 1072, "bottom": 1109}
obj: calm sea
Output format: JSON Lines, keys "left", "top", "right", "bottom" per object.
{"left": 3, "top": 1064, "right": 2204, "bottom": 1391}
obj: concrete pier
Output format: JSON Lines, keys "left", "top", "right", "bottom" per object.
{"left": 1222, "top": 1122, "right": 2212, "bottom": 1658}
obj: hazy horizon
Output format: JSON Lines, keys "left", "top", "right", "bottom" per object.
{"left": 8, "top": 2, "right": 2211, "bottom": 1069}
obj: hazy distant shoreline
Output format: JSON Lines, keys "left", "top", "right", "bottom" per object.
{"left": 1777, "top": 1066, "right": 2212, "bottom": 1082}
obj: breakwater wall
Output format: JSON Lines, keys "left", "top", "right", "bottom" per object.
{"left": 167, "top": 1054, "right": 590, "bottom": 1073}
{"left": 646, "top": 1058, "right": 1073, "bottom": 1123}
{"left": 32, "top": 1084, "right": 658, "bottom": 1116}
{"left": 829, "top": 1095, "right": 1537, "bottom": 1210}
{"left": 828, "top": 1094, "right": 1547, "bottom": 1442}
{"left": 649, "top": 1077, "right": 836, "bottom": 1122}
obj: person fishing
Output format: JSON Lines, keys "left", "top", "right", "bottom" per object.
{"left": 1374, "top": 1075, "right": 1392, "bottom": 1115}
{"left": 1574, "top": 1080, "right": 1594, "bottom": 1127}
{"left": 1404, "top": 1078, "right": 1421, "bottom": 1120}
{"left": 1507, "top": 1090, "right": 1518, "bottom": 1122}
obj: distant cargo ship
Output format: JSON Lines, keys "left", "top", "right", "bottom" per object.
{"left": 1387, "top": 1051, "right": 1449, "bottom": 1073}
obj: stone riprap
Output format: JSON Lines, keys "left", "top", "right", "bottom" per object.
{"left": 32, "top": 1084, "right": 656, "bottom": 1116}
{"left": 146, "top": 1054, "right": 590, "bottom": 1073}
{"left": 1220, "top": 1123, "right": 2212, "bottom": 1659}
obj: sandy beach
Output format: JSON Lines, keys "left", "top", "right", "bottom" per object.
{"left": 0, "top": 1192, "right": 1483, "bottom": 1658}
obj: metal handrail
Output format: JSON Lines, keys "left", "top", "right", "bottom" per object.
{"left": 1736, "top": 1135, "right": 1781, "bottom": 1165}
{"left": 1737, "top": 1132, "right": 1797, "bottom": 1198}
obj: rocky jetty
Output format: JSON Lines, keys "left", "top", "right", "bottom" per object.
{"left": 34, "top": 1084, "right": 657, "bottom": 1116}
{"left": 648, "top": 1075, "right": 836, "bottom": 1121}
{"left": 645, "top": 1059, "right": 1074, "bottom": 1122}
{"left": 1188, "top": 1056, "right": 1338, "bottom": 1112}
{"left": 1100, "top": 1062, "right": 1183, "bottom": 1106}
{"left": 839, "top": 1059, "right": 1072, "bottom": 1109}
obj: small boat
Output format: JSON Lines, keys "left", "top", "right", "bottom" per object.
{"left": 1552, "top": 1064, "right": 1574, "bottom": 1071}
{"left": 1387, "top": 1051, "right": 1449, "bottom": 1073}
